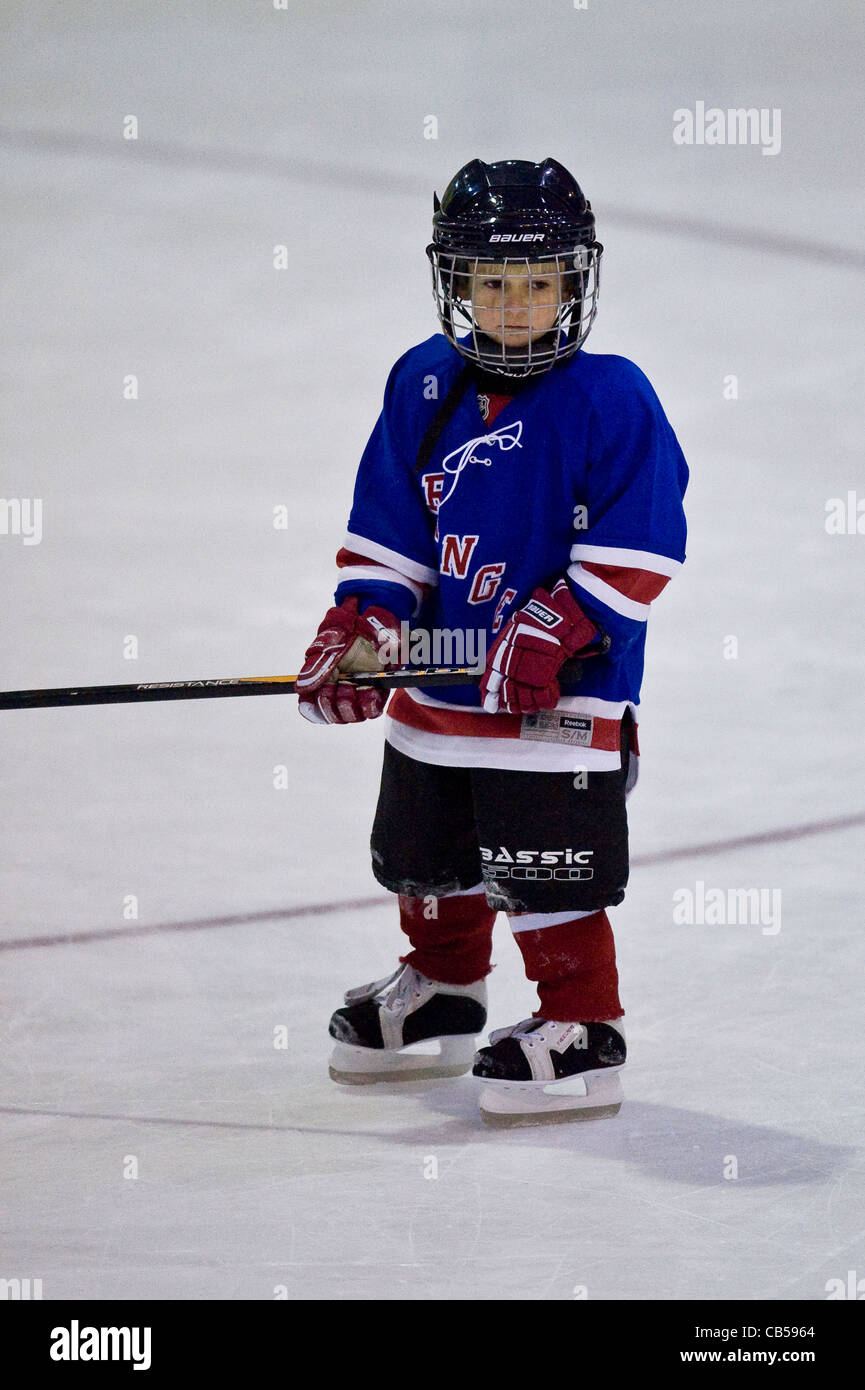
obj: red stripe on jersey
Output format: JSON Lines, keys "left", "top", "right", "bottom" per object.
{"left": 387, "top": 689, "right": 622, "bottom": 750}
{"left": 335, "top": 547, "right": 432, "bottom": 599}
{"left": 336, "top": 547, "right": 388, "bottom": 569}
{"left": 389, "top": 689, "right": 522, "bottom": 738}
{"left": 580, "top": 562, "right": 671, "bottom": 604}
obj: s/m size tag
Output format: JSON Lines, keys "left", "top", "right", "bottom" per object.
{"left": 520, "top": 711, "right": 593, "bottom": 746}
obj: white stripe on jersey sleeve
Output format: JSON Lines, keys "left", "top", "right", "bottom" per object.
{"left": 336, "top": 564, "right": 425, "bottom": 607}
{"left": 570, "top": 543, "right": 683, "bottom": 577}
{"left": 568, "top": 562, "right": 651, "bottom": 621}
{"left": 344, "top": 531, "right": 439, "bottom": 586}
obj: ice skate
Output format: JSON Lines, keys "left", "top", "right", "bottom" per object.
{"left": 328, "top": 963, "right": 487, "bottom": 1084}
{"left": 473, "top": 1017, "right": 626, "bottom": 1126}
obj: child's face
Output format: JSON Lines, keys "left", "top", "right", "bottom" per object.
{"left": 466, "top": 260, "right": 562, "bottom": 347}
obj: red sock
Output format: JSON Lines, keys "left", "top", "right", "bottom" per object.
{"left": 398, "top": 890, "right": 496, "bottom": 985}
{"left": 510, "top": 909, "right": 623, "bottom": 1022}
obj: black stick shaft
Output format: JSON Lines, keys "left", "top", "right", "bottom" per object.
{"left": 0, "top": 660, "right": 584, "bottom": 711}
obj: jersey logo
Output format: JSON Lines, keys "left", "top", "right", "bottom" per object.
{"left": 492, "top": 586, "right": 518, "bottom": 631}
{"left": 468, "top": 563, "right": 506, "bottom": 604}
{"left": 422, "top": 473, "right": 445, "bottom": 512}
{"left": 438, "top": 421, "right": 523, "bottom": 507}
{"left": 440, "top": 534, "right": 479, "bottom": 578}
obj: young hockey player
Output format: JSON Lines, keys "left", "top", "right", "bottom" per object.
{"left": 296, "top": 157, "right": 688, "bottom": 1124}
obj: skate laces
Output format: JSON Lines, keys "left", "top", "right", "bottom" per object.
{"left": 382, "top": 965, "right": 427, "bottom": 1015}
{"left": 488, "top": 1017, "right": 541, "bottom": 1046}
{"left": 514, "top": 1018, "right": 547, "bottom": 1037}
{"left": 343, "top": 965, "right": 403, "bottom": 1007}
{"left": 345, "top": 964, "right": 484, "bottom": 1014}
{"left": 489, "top": 1018, "right": 586, "bottom": 1050}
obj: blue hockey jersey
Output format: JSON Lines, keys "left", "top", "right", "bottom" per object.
{"left": 333, "top": 333, "right": 688, "bottom": 772}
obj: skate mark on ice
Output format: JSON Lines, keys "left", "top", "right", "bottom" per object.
{"left": 0, "top": 1101, "right": 855, "bottom": 1195}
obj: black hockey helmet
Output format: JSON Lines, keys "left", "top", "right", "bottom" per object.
{"left": 427, "top": 157, "right": 602, "bottom": 379}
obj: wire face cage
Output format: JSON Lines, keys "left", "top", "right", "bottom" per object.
{"left": 428, "top": 243, "right": 602, "bottom": 379}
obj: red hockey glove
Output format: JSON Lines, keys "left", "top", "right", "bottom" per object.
{"left": 480, "top": 579, "right": 601, "bottom": 714}
{"left": 297, "top": 596, "right": 400, "bottom": 725}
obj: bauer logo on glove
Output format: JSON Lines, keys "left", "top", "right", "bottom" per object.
{"left": 480, "top": 578, "right": 605, "bottom": 715}
{"left": 521, "top": 599, "right": 563, "bottom": 629}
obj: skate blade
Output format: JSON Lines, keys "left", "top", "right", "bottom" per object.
{"left": 328, "top": 1035, "right": 478, "bottom": 1086}
{"left": 481, "top": 1102, "right": 622, "bottom": 1128}
{"left": 478, "top": 1069, "right": 623, "bottom": 1125}
{"left": 329, "top": 1061, "right": 474, "bottom": 1086}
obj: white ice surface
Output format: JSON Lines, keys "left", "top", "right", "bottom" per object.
{"left": 1, "top": 0, "right": 864, "bottom": 1301}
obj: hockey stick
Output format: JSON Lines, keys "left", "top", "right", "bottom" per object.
{"left": 0, "top": 659, "right": 584, "bottom": 711}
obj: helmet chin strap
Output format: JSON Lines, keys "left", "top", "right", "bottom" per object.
{"left": 470, "top": 329, "right": 572, "bottom": 381}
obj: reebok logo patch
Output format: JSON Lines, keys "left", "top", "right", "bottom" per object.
{"left": 521, "top": 711, "right": 594, "bottom": 746}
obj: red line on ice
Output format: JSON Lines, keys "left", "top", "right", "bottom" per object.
{"left": 1, "top": 812, "right": 863, "bottom": 952}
